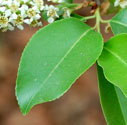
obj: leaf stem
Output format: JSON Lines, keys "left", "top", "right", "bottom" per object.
{"left": 94, "top": 8, "right": 111, "bottom": 33}
{"left": 95, "top": 8, "right": 101, "bottom": 33}
{"left": 100, "top": 18, "right": 111, "bottom": 23}
{"left": 81, "top": 15, "right": 96, "bottom": 21}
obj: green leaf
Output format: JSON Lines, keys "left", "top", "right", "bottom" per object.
{"left": 58, "top": 3, "right": 78, "bottom": 9}
{"left": 16, "top": 18, "right": 103, "bottom": 115}
{"left": 65, "top": 0, "right": 73, "bottom": 3}
{"left": 99, "top": 7, "right": 127, "bottom": 124}
{"left": 110, "top": 8, "right": 127, "bottom": 35}
{"left": 98, "top": 33, "right": 127, "bottom": 97}
{"left": 97, "top": 64, "right": 127, "bottom": 125}
{"left": 71, "top": 13, "right": 85, "bottom": 21}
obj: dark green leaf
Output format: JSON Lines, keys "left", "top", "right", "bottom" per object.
{"left": 16, "top": 18, "right": 103, "bottom": 115}
{"left": 65, "top": 0, "right": 73, "bottom": 3}
{"left": 110, "top": 8, "right": 127, "bottom": 34}
{"left": 97, "top": 64, "right": 127, "bottom": 125}
{"left": 110, "top": 0, "right": 115, "bottom": 4}
{"left": 98, "top": 33, "right": 127, "bottom": 96}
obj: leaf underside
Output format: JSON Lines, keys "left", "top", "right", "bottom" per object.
{"left": 97, "top": 65, "right": 127, "bottom": 125}
{"left": 16, "top": 18, "right": 103, "bottom": 115}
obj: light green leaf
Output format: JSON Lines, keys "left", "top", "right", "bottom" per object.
{"left": 98, "top": 33, "right": 127, "bottom": 97}
{"left": 16, "top": 18, "right": 103, "bottom": 115}
{"left": 110, "top": 8, "right": 127, "bottom": 35}
{"left": 97, "top": 64, "right": 127, "bottom": 125}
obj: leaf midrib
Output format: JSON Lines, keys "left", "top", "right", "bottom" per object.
{"left": 24, "top": 28, "right": 93, "bottom": 114}
{"left": 111, "top": 20, "right": 127, "bottom": 28}
{"left": 113, "top": 86, "right": 127, "bottom": 124}
{"left": 104, "top": 47, "right": 127, "bottom": 67}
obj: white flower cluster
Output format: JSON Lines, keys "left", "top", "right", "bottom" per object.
{"left": 0, "top": 0, "right": 71, "bottom": 32}
{"left": 114, "top": 0, "right": 127, "bottom": 8}
{"left": 0, "top": 0, "right": 45, "bottom": 32}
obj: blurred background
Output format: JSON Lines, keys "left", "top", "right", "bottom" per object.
{"left": 0, "top": 0, "right": 114, "bottom": 125}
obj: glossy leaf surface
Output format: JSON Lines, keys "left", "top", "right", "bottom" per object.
{"left": 16, "top": 18, "right": 103, "bottom": 115}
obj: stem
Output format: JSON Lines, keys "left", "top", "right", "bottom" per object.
{"left": 94, "top": 8, "right": 111, "bottom": 33}
{"left": 74, "top": 3, "right": 111, "bottom": 32}
{"left": 100, "top": 18, "right": 111, "bottom": 23}
{"left": 81, "top": 15, "right": 96, "bottom": 22}
{"left": 95, "top": 8, "right": 101, "bottom": 33}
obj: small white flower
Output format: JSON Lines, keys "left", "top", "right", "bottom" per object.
{"left": 24, "top": 19, "right": 31, "bottom": 25}
{"left": 48, "top": 17, "right": 54, "bottom": 23}
{"left": 33, "top": 0, "right": 44, "bottom": 10}
{"left": 12, "top": 13, "right": 18, "bottom": 19}
{"left": 0, "top": 7, "right": 6, "bottom": 12}
{"left": 46, "top": 5, "right": 59, "bottom": 17}
{"left": 19, "top": 4, "right": 29, "bottom": 16}
{"left": 0, "top": 16, "right": 9, "bottom": 28}
{"left": 114, "top": 0, "right": 127, "bottom": 8}
{"left": 45, "top": 5, "right": 59, "bottom": 23}
{"left": 63, "top": 8, "right": 71, "bottom": 18}
{"left": 8, "top": 24, "right": 15, "bottom": 31}
{"left": 5, "top": 10, "right": 12, "bottom": 17}
{"left": 17, "top": 24, "right": 24, "bottom": 30}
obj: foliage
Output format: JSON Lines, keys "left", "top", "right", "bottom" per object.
{"left": 98, "top": 34, "right": 127, "bottom": 96}
{"left": 97, "top": 65, "right": 127, "bottom": 125}
{"left": 110, "top": 8, "right": 127, "bottom": 34}
{"left": 16, "top": 18, "right": 103, "bottom": 115}
{"left": 12, "top": 0, "right": 127, "bottom": 124}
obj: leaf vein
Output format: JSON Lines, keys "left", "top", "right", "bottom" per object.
{"left": 111, "top": 20, "right": 127, "bottom": 28}
{"left": 104, "top": 47, "right": 127, "bottom": 67}
{"left": 114, "top": 87, "right": 127, "bottom": 124}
